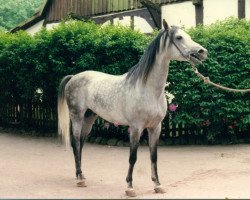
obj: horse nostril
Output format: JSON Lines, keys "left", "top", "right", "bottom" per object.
{"left": 198, "top": 49, "right": 204, "bottom": 54}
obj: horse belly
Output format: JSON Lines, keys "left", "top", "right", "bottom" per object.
{"left": 86, "top": 79, "right": 128, "bottom": 125}
{"left": 88, "top": 100, "right": 129, "bottom": 125}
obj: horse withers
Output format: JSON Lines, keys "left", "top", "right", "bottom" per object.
{"left": 58, "top": 19, "right": 207, "bottom": 197}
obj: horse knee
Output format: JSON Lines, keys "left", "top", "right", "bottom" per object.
{"left": 129, "top": 153, "right": 137, "bottom": 165}
{"left": 71, "top": 133, "right": 84, "bottom": 151}
{"left": 71, "top": 135, "right": 78, "bottom": 147}
{"left": 129, "top": 142, "right": 139, "bottom": 165}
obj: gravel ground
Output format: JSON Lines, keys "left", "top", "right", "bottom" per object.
{"left": 1, "top": 131, "right": 250, "bottom": 199}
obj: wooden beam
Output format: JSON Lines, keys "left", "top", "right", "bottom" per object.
{"left": 238, "top": 0, "right": 245, "bottom": 19}
{"left": 92, "top": 8, "right": 157, "bottom": 29}
{"left": 194, "top": 0, "right": 203, "bottom": 26}
{"left": 140, "top": 0, "right": 161, "bottom": 29}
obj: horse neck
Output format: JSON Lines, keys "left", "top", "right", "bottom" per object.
{"left": 144, "top": 44, "right": 170, "bottom": 98}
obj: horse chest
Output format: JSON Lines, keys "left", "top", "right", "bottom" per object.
{"left": 135, "top": 98, "right": 167, "bottom": 128}
{"left": 145, "top": 108, "right": 167, "bottom": 127}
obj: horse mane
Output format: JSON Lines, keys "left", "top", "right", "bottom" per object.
{"left": 126, "top": 26, "right": 180, "bottom": 84}
{"left": 126, "top": 29, "right": 169, "bottom": 84}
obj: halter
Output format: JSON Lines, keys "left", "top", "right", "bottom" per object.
{"left": 167, "top": 26, "right": 191, "bottom": 62}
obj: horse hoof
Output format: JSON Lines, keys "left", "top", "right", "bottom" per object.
{"left": 125, "top": 188, "right": 137, "bottom": 197}
{"left": 76, "top": 180, "right": 87, "bottom": 187}
{"left": 154, "top": 185, "right": 166, "bottom": 194}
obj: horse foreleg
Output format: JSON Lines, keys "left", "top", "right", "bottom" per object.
{"left": 148, "top": 124, "right": 166, "bottom": 194}
{"left": 125, "top": 128, "right": 141, "bottom": 197}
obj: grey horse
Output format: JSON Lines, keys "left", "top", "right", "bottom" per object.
{"left": 58, "top": 20, "right": 207, "bottom": 197}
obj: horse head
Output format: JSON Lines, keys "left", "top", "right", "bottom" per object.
{"left": 163, "top": 19, "right": 208, "bottom": 65}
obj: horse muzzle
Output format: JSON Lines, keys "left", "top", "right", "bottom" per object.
{"left": 189, "top": 48, "right": 208, "bottom": 65}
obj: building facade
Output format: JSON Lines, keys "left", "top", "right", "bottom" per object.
{"left": 11, "top": 0, "right": 249, "bottom": 34}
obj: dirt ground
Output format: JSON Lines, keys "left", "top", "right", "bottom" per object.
{"left": 1, "top": 132, "right": 250, "bottom": 199}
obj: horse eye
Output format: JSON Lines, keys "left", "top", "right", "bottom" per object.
{"left": 176, "top": 36, "right": 182, "bottom": 40}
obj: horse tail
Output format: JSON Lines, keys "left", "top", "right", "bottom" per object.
{"left": 58, "top": 75, "right": 73, "bottom": 148}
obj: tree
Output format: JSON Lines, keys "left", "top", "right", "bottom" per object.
{"left": 0, "top": 0, "right": 45, "bottom": 31}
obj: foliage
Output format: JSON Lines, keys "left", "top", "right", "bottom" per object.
{"left": 0, "top": 0, "right": 45, "bottom": 31}
{"left": 0, "top": 18, "right": 249, "bottom": 143}
{"left": 0, "top": 30, "right": 42, "bottom": 109}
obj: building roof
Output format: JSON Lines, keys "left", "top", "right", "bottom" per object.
{"left": 10, "top": 0, "right": 190, "bottom": 32}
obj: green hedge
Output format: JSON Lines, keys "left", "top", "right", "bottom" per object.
{"left": 0, "top": 21, "right": 150, "bottom": 106}
{"left": 0, "top": 18, "right": 249, "bottom": 143}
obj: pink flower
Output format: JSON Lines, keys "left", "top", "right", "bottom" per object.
{"left": 202, "top": 120, "right": 210, "bottom": 126}
{"left": 228, "top": 125, "right": 234, "bottom": 129}
{"left": 169, "top": 104, "right": 178, "bottom": 112}
{"left": 128, "top": 127, "right": 131, "bottom": 134}
{"left": 114, "top": 122, "right": 119, "bottom": 127}
{"left": 104, "top": 122, "right": 110, "bottom": 129}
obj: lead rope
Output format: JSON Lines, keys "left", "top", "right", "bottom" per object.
{"left": 190, "top": 63, "right": 250, "bottom": 93}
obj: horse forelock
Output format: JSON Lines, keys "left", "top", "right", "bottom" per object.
{"left": 126, "top": 28, "right": 174, "bottom": 85}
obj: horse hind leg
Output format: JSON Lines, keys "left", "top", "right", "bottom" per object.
{"left": 82, "top": 109, "right": 98, "bottom": 137}
{"left": 71, "top": 108, "right": 98, "bottom": 187}
{"left": 70, "top": 110, "right": 86, "bottom": 187}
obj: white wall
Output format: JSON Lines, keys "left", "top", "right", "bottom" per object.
{"left": 26, "top": 21, "right": 62, "bottom": 35}
{"left": 26, "top": 20, "right": 44, "bottom": 35}
{"left": 46, "top": 22, "right": 61, "bottom": 30}
{"left": 162, "top": 1, "right": 195, "bottom": 28}
{"left": 246, "top": 0, "right": 250, "bottom": 19}
{"left": 134, "top": 17, "right": 153, "bottom": 33}
{"left": 102, "top": 16, "right": 153, "bottom": 33}
{"left": 203, "top": 0, "right": 238, "bottom": 25}
{"left": 162, "top": 0, "right": 250, "bottom": 29}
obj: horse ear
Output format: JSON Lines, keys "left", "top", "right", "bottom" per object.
{"left": 162, "top": 19, "right": 169, "bottom": 31}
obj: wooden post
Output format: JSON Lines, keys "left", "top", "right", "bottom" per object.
{"left": 130, "top": 15, "right": 135, "bottom": 30}
{"left": 110, "top": 17, "right": 114, "bottom": 25}
{"left": 238, "top": 0, "right": 245, "bottom": 19}
{"left": 193, "top": 0, "right": 203, "bottom": 26}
